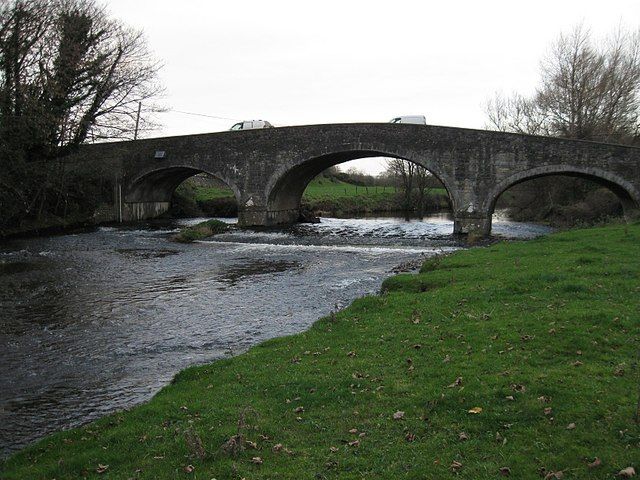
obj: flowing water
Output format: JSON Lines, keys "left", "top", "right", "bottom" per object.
{"left": 0, "top": 213, "right": 552, "bottom": 456}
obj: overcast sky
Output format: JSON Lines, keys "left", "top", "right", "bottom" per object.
{"left": 105, "top": 0, "right": 639, "bottom": 174}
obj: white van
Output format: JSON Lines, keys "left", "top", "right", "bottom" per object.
{"left": 229, "top": 120, "right": 274, "bottom": 130}
{"left": 389, "top": 115, "right": 426, "bottom": 125}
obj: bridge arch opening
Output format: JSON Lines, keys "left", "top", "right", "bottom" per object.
{"left": 123, "top": 166, "right": 241, "bottom": 221}
{"left": 486, "top": 167, "right": 640, "bottom": 228}
{"left": 265, "top": 150, "right": 455, "bottom": 225}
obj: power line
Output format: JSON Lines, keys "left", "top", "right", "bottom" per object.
{"left": 163, "top": 109, "right": 240, "bottom": 122}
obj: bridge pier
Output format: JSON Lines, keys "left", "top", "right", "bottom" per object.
{"left": 122, "top": 201, "right": 171, "bottom": 221}
{"left": 453, "top": 212, "right": 492, "bottom": 238}
{"left": 238, "top": 207, "right": 300, "bottom": 227}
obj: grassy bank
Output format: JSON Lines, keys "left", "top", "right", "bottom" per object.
{"left": 3, "top": 223, "right": 640, "bottom": 479}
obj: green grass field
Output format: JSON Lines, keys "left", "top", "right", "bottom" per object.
{"left": 303, "top": 177, "right": 398, "bottom": 200}
{"left": 189, "top": 177, "right": 449, "bottom": 216}
{"left": 191, "top": 185, "right": 235, "bottom": 201}
{"left": 190, "top": 177, "right": 446, "bottom": 202}
{"left": 3, "top": 223, "right": 639, "bottom": 479}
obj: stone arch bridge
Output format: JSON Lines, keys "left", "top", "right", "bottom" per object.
{"left": 70, "top": 123, "right": 640, "bottom": 236}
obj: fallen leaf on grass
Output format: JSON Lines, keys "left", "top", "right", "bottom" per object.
{"left": 451, "top": 460, "right": 463, "bottom": 472}
{"left": 183, "top": 465, "right": 194, "bottom": 473}
{"left": 294, "top": 406, "right": 304, "bottom": 413}
{"left": 543, "top": 407, "right": 553, "bottom": 415}
{"left": 348, "top": 440, "right": 360, "bottom": 447}
{"left": 566, "top": 423, "right": 576, "bottom": 430}
{"left": 251, "top": 456, "right": 263, "bottom": 464}
{"left": 468, "top": 407, "right": 483, "bottom": 414}
{"left": 96, "top": 464, "right": 109, "bottom": 474}
{"left": 329, "top": 446, "right": 339, "bottom": 453}
{"left": 587, "top": 457, "right": 601, "bottom": 468}
{"left": 618, "top": 467, "right": 636, "bottom": 477}
{"left": 499, "top": 466, "right": 511, "bottom": 476}
{"left": 393, "top": 411, "right": 405, "bottom": 420}
{"left": 272, "top": 443, "right": 283, "bottom": 452}
{"left": 458, "top": 432, "right": 469, "bottom": 441}
{"left": 572, "top": 360, "right": 583, "bottom": 367}
{"left": 245, "top": 440, "right": 258, "bottom": 449}
{"left": 544, "top": 471, "right": 564, "bottom": 479}
{"left": 405, "top": 432, "right": 416, "bottom": 442}
{"left": 447, "top": 377, "right": 463, "bottom": 388}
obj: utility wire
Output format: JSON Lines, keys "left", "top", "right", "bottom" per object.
{"left": 163, "top": 109, "right": 240, "bottom": 122}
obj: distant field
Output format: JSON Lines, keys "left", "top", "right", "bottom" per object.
{"left": 192, "top": 185, "right": 235, "bottom": 201}
{"left": 191, "top": 177, "right": 447, "bottom": 202}
{"left": 303, "top": 177, "right": 399, "bottom": 200}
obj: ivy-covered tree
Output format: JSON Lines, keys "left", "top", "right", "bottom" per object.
{"left": 0, "top": 0, "right": 163, "bottom": 233}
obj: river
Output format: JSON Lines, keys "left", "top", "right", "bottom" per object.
{"left": 0, "top": 213, "right": 552, "bottom": 456}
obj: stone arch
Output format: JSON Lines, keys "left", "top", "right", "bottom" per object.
{"left": 263, "top": 145, "right": 458, "bottom": 225}
{"left": 125, "top": 165, "right": 241, "bottom": 203}
{"left": 122, "top": 166, "right": 241, "bottom": 221}
{"left": 483, "top": 165, "right": 640, "bottom": 216}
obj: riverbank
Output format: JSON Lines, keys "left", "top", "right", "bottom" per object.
{"left": 2, "top": 222, "right": 639, "bottom": 479}
{"left": 0, "top": 213, "right": 101, "bottom": 241}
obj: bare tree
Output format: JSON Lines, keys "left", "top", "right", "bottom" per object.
{"left": 486, "top": 25, "right": 640, "bottom": 144}
{"left": 385, "top": 158, "right": 416, "bottom": 212}
{"left": 485, "top": 92, "right": 547, "bottom": 135}
{"left": 414, "top": 166, "right": 434, "bottom": 217}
